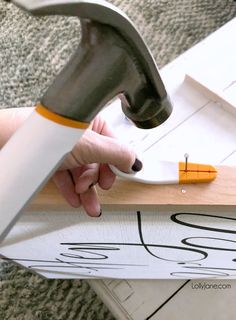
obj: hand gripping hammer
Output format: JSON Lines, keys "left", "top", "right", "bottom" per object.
{"left": 0, "top": 0, "right": 172, "bottom": 241}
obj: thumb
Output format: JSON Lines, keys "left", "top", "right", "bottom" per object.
{"left": 71, "top": 129, "right": 142, "bottom": 173}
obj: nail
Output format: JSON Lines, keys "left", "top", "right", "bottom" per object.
{"left": 97, "top": 210, "right": 102, "bottom": 217}
{"left": 184, "top": 153, "right": 189, "bottom": 172}
{"left": 131, "top": 158, "right": 143, "bottom": 172}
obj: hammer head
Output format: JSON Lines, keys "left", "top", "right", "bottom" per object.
{"left": 13, "top": 0, "right": 172, "bottom": 129}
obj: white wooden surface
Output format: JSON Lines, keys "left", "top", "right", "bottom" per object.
{"left": 0, "top": 18, "right": 236, "bottom": 283}
{"left": 90, "top": 278, "right": 235, "bottom": 320}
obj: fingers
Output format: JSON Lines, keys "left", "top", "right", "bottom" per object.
{"left": 80, "top": 186, "right": 101, "bottom": 217}
{"left": 98, "top": 164, "right": 116, "bottom": 190}
{"left": 72, "top": 163, "right": 116, "bottom": 192}
{"left": 61, "top": 115, "right": 142, "bottom": 174}
{"left": 72, "top": 130, "right": 139, "bottom": 173}
{"left": 53, "top": 166, "right": 108, "bottom": 217}
{"left": 89, "top": 115, "right": 115, "bottom": 138}
{"left": 71, "top": 164, "right": 99, "bottom": 194}
{"left": 71, "top": 164, "right": 115, "bottom": 216}
{"left": 52, "top": 170, "right": 80, "bottom": 208}
{"left": 53, "top": 115, "right": 143, "bottom": 216}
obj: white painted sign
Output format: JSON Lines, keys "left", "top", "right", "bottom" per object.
{"left": 2, "top": 208, "right": 236, "bottom": 279}
{"left": 1, "top": 18, "right": 236, "bottom": 280}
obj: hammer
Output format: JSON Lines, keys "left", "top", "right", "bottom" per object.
{"left": 0, "top": 0, "right": 172, "bottom": 241}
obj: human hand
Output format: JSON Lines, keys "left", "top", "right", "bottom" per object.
{"left": 0, "top": 107, "right": 142, "bottom": 217}
{"left": 53, "top": 115, "right": 142, "bottom": 217}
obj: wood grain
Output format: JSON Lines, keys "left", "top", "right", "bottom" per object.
{"left": 29, "top": 165, "right": 236, "bottom": 211}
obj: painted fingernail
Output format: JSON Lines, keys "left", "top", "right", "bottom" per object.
{"left": 131, "top": 158, "right": 143, "bottom": 172}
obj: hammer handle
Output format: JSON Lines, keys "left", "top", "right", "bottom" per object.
{"left": 0, "top": 108, "right": 86, "bottom": 241}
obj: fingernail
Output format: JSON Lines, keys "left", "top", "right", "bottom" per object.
{"left": 131, "top": 158, "right": 143, "bottom": 172}
{"left": 97, "top": 210, "right": 102, "bottom": 217}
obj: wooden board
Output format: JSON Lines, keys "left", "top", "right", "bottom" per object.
{"left": 31, "top": 165, "right": 236, "bottom": 211}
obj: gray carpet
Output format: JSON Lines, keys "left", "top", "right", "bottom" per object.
{"left": 0, "top": 0, "right": 236, "bottom": 319}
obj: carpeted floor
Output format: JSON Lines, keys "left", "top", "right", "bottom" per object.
{"left": 0, "top": 0, "right": 236, "bottom": 319}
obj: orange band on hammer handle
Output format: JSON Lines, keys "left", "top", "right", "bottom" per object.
{"left": 36, "top": 104, "right": 90, "bottom": 129}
